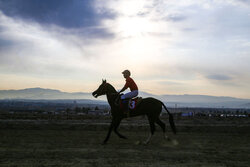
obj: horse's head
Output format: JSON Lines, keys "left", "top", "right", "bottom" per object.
{"left": 92, "top": 79, "right": 109, "bottom": 98}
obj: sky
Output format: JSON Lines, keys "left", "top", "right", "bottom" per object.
{"left": 0, "top": 0, "right": 250, "bottom": 98}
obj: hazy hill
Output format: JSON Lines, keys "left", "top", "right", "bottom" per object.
{"left": 0, "top": 88, "right": 93, "bottom": 100}
{"left": 0, "top": 88, "right": 250, "bottom": 108}
{"left": 138, "top": 92, "right": 250, "bottom": 108}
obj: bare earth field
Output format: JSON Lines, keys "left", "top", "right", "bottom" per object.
{"left": 0, "top": 118, "right": 250, "bottom": 167}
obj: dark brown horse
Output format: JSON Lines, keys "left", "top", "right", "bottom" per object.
{"left": 92, "top": 80, "right": 176, "bottom": 145}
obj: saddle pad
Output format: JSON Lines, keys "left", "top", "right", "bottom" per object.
{"left": 129, "top": 97, "right": 142, "bottom": 110}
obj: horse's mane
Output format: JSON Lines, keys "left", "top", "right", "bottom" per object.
{"left": 106, "top": 83, "right": 117, "bottom": 94}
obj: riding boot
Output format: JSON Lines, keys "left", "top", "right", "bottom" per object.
{"left": 115, "top": 94, "right": 122, "bottom": 106}
{"left": 122, "top": 99, "right": 130, "bottom": 117}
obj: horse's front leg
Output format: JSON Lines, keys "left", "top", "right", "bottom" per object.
{"left": 102, "top": 119, "right": 114, "bottom": 144}
{"left": 114, "top": 118, "right": 127, "bottom": 139}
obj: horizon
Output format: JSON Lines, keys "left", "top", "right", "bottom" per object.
{"left": 1, "top": 87, "right": 250, "bottom": 100}
{"left": 1, "top": 0, "right": 250, "bottom": 99}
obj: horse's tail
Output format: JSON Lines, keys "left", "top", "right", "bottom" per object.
{"left": 161, "top": 101, "right": 176, "bottom": 134}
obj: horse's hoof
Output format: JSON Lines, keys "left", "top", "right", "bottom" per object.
{"left": 135, "top": 141, "right": 141, "bottom": 145}
{"left": 164, "top": 135, "right": 171, "bottom": 141}
{"left": 172, "top": 139, "right": 179, "bottom": 146}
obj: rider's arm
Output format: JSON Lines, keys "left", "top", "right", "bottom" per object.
{"left": 119, "top": 86, "right": 127, "bottom": 93}
{"left": 118, "top": 79, "right": 130, "bottom": 94}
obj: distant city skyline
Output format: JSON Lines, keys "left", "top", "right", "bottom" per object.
{"left": 0, "top": 0, "right": 250, "bottom": 98}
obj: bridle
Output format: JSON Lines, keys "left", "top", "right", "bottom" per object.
{"left": 99, "top": 83, "right": 118, "bottom": 96}
{"left": 97, "top": 83, "right": 108, "bottom": 95}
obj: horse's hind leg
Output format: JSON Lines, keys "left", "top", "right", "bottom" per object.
{"left": 156, "top": 118, "right": 178, "bottom": 145}
{"left": 156, "top": 118, "right": 165, "bottom": 132}
{"left": 156, "top": 118, "right": 170, "bottom": 141}
{"left": 144, "top": 118, "right": 155, "bottom": 145}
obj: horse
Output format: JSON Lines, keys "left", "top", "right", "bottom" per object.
{"left": 92, "top": 79, "right": 176, "bottom": 145}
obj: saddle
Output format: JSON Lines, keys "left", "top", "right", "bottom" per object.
{"left": 119, "top": 97, "right": 142, "bottom": 113}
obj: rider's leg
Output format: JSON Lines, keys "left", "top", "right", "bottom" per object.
{"left": 121, "top": 90, "right": 138, "bottom": 100}
{"left": 120, "top": 90, "right": 138, "bottom": 117}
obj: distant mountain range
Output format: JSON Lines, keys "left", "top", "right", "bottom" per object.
{"left": 0, "top": 87, "right": 250, "bottom": 108}
{"left": 0, "top": 87, "right": 93, "bottom": 100}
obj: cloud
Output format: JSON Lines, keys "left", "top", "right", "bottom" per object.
{"left": 0, "top": 0, "right": 116, "bottom": 39}
{"left": 0, "top": 0, "right": 250, "bottom": 98}
{"left": 206, "top": 74, "right": 232, "bottom": 81}
{"left": 164, "top": 14, "right": 187, "bottom": 22}
{"left": 182, "top": 27, "right": 196, "bottom": 32}
{"left": 75, "top": 27, "right": 115, "bottom": 39}
{"left": 0, "top": 38, "right": 14, "bottom": 48}
{"left": 0, "top": 0, "right": 116, "bottom": 27}
{"left": 0, "top": 11, "right": 98, "bottom": 78}
{"left": 137, "top": 11, "right": 151, "bottom": 17}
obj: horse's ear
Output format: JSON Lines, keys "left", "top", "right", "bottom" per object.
{"left": 102, "top": 79, "right": 106, "bottom": 84}
{"left": 104, "top": 79, "right": 106, "bottom": 83}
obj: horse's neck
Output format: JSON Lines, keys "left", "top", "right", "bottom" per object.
{"left": 107, "top": 83, "right": 117, "bottom": 94}
{"left": 106, "top": 83, "right": 117, "bottom": 107}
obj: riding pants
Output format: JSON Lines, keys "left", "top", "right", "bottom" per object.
{"left": 121, "top": 90, "right": 138, "bottom": 100}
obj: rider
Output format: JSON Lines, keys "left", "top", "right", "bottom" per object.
{"left": 118, "top": 69, "right": 138, "bottom": 102}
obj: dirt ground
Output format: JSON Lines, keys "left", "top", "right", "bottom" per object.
{"left": 0, "top": 119, "right": 250, "bottom": 167}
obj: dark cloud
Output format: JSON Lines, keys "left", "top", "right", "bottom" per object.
{"left": 0, "top": 0, "right": 116, "bottom": 38}
{"left": 182, "top": 28, "right": 196, "bottom": 32}
{"left": 164, "top": 14, "right": 186, "bottom": 22}
{"left": 206, "top": 74, "right": 232, "bottom": 81}
{"left": 137, "top": 11, "right": 151, "bottom": 17}
{"left": 78, "top": 27, "right": 115, "bottom": 39}
{"left": 0, "top": 38, "right": 14, "bottom": 49}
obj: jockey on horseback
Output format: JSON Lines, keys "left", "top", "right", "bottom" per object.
{"left": 117, "top": 70, "right": 138, "bottom": 116}
{"left": 118, "top": 70, "right": 138, "bottom": 100}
